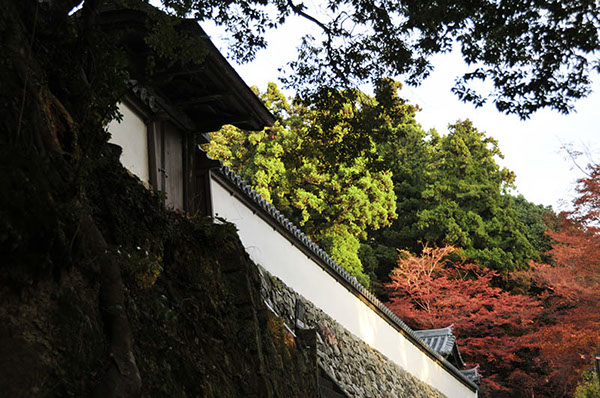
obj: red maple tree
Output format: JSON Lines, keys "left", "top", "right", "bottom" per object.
{"left": 385, "top": 246, "right": 544, "bottom": 396}
{"left": 545, "top": 163, "right": 600, "bottom": 287}
{"left": 385, "top": 242, "right": 600, "bottom": 397}
{"left": 387, "top": 246, "right": 541, "bottom": 332}
{"left": 532, "top": 163, "right": 600, "bottom": 395}
{"left": 527, "top": 163, "right": 600, "bottom": 396}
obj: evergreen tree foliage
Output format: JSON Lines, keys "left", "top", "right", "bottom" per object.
{"left": 573, "top": 370, "right": 600, "bottom": 398}
{"left": 417, "top": 121, "right": 535, "bottom": 270}
{"left": 365, "top": 120, "right": 553, "bottom": 287}
{"left": 209, "top": 82, "right": 554, "bottom": 287}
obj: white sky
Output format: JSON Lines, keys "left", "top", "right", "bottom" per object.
{"left": 203, "top": 14, "right": 600, "bottom": 212}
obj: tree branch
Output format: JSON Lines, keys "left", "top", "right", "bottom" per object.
{"left": 287, "top": 0, "right": 331, "bottom": 35}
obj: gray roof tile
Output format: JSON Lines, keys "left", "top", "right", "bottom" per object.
{"left": 460, "top": 366, "right": 481, "bottom": 384}
{"left": 414, "top": 325, "right": 457, "bottom": 358}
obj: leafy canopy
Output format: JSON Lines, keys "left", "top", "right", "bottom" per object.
{"left": 206, "top": 81, "right": 419, "bottom": 286}
{"left": 386, "top": 245, "right": 600, "bottom": 397}
{"left": 160, "top": 0, "right": 600, "bottom": 118}
{"left": 364, "top": 120, "right": 550, "bottom": 277}
{"left": 417, "top": 121, "right": 536, "bottom": 270}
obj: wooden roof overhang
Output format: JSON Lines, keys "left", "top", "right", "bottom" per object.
{"left": 98, "top": 7, "right": 275, "bottom": 138}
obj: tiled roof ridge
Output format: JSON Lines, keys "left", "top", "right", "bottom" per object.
{"left": 414, "top": 325, "right": 457, "bottom": 359}
{"left": 126, "top": 80, "right": 159, "bottom": 112}
{"left": 460, "top": 365, "right": 481, "bottom": 384}
{"left": 414, "top": 324, "right": 455, "bottom": 337}
{"left": 214, "top": 162, "right": 478, "bottom": 391}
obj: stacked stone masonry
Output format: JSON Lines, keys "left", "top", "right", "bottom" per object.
{"left": 258, "top": 266, "right": 446, "bottom": 398}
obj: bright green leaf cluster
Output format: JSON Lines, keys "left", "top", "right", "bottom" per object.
{"left": 208, "top": 81, "right": 553, "bottom": 291}
{"left": 206, "top": 81, "right": 414, "bottom": 286}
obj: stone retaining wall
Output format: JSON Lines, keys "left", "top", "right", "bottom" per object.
{"left": 258, "top": 266, "right": 446, "bottom": 398}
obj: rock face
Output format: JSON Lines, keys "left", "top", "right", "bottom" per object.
{"left": 259, "top": 266, "right": 446, "bottom": 398}
{"left": 0, "top": 146, "right": 319, "bottom": 397}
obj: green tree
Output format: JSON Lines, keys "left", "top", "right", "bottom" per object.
{"left": 357, "top": 95, "right": 434, "bottom": 292}
{"left": 207, "top": 82, "right": 416, "bottom": 286}
{"left": 364, "top": 120, "right": 552, "bottom": 282}
{"left": 573, "top": 370, "right": 600, "bottom": 398}
{"left": 508, "top": 194, "right": 556, "bottom": 263}
{"left": 416, "top": 120, "right": 540, "bottom": 271}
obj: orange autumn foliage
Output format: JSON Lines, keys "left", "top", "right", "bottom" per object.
{"left": 385, "top": 244, "right": 600, "bottom": 397}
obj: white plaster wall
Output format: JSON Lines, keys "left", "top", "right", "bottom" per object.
{"left": 107, "top": 103, "right": 149, "bottom": 183}
{"left": 211, "top": 177, "right": 477, "bottom": 398}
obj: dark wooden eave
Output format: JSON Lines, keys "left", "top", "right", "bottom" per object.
{"left": 97, "top": 6, "right": 275, "bottom": 134}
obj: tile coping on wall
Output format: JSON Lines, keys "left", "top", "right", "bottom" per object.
{"left": 211, "top": 162, "right": 478, "bottom": 392}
